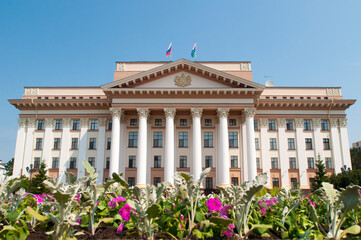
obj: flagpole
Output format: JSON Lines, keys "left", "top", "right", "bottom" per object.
{"left": 195, "top": 42, "right": 197, "bottom": 62}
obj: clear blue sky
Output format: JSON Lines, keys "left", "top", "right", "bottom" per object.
{"left": 0, "top": 0, "right": 360, "bottom": 162}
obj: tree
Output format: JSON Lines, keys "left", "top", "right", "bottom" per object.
{"left": 330, "top": 167, "right": 361, "bottom": 190}
{"left": 351, "top": 148, "right": 361, "bottom": 169}
{"left": 312, "top": 155, "right": 329, "bottom": 191}
{"left": 4, "top": 158, "right": 14, "bottom": 176}
{"left": 29, "top": 161, "right": 50, "bottom": 194}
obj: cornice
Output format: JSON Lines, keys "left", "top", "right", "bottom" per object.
{"left": 257, "top": 99, "right": 356, "bottom": 110}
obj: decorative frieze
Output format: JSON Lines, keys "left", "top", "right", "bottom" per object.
{"left": 326, "top": 88, "right": 341, "bottom": 96}
{"left": 137, "top": 108, "right": 150, "bottom": 119}
{"left": 217, "top": 108, "right": 230, "bottom": 118}
{"left": 313, "top": 118, "right": 321, "bottom": 128}
{"left": 240, "top": 62, "right": 251, "bottom": 71}
{"left": 27, "top": 118, "right": 36, "bottom": 128}
{"left": 45, "top": 119, "right": 53, "bottom": 128}
{"left": 244, "top": 108, "right": 256, "bottom": 118}
{"left": 80, "top": 118, "right": 89, "bottom": 128}
{"left": 295, "top": 118, "right": 303, "bottom": 128}
{"left": 330, "top": 119, "right": 338, "bottom": 128}
{"left": 24, "top": 88, "right": 39, "bottom": 95}
{"left": 63, "top": 118, "right": 71, "bottom": 128}
{"left": 191, "top": 108, "right": 203, "bottom": 118}
{"left": 259, "top": 118, "right": 268, "bottom": 128}
{"left": 110, "top": 108, "right": 123, "bottom": 118}
{"left": 164, "top": 108, "right": 176, "bottom": 118}
{"left": 338, "top": 118, "right": 347, "bottom": 127}
{"left": 277, "top": 118, "right": 286, "bottom": 128}
{"left": 99, "top": 118, "right": 107, "bottom": 127}
{"left": 18, "top": 118, "right": 27, "bottom": 127}
{"left": 116, "top": 63, "right": 125, "bottom": 71}
{"left": 174, "top": 74, "right": 191, "bottom": 87}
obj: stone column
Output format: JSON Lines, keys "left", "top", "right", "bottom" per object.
{"left": 96, "top": 118, "right": 106, "bottom": 184}
{"left": 110, "top": 108, "right": 122, "bottom": 176}
{"left": 295, "top": 118, "right": 308, "bottom": 188}
{"left": 330, "top": 119, "right": 342, "bottom": 173}
{"left": 164, "top": 108, "right": 176, "bottom": 184}
{"left": 259, "top": 118, "right": 270, "bottom": 185}
{"left": 136, "top": 108, "right": 149, "bottom": 187}
{"left": 59, "top": 118, "right": 71, "bottom": 183}
{"left": 339, "top": 119, "right": 352, "bottom": 169}
{"left": 13, "top": 118, "right": 27, "bottom": 177}
{"left": 42, "top": 118, "right": 53, "bottom": 170}
{"left": 245, "top": 108, "right": 257, "bottom": 182}
{"left": 77, "top": 118, "right": 89, "bottom": 178}
{"left": 191, "top": 108, "right": 203, "bottom": 181}
{"left": 23, "top": 118, "right": 36, "bottom": 177}
{"left": 240, "top": 115, "right": 248, "bottom": 183}
{"left": 277, "top": 118, "right": 289, "bottom": 188}
{"left": 217, "top": 108, "right": 230, "bottom": 186}
{"left": 313, "top": 119, "right": 322, "bottom": 160}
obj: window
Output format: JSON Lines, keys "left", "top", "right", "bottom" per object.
{"left": 108, "top": 120, "right": 112, "bottom": 130}
{"left": 229, "top": 119, "right": 236, "bottom": 126}
{"left": 305, "top": 138, "right": 313, "bottom": 150}
{"left": 90, "top": 120, "right": 98, "bottom": 130}
{"left": 323, "top": 138, "right": 330, "bottom": 150}
{"left": 128, "top": 177, "right": 135, "bottom": 187}
{"left": 128, "top": 132, "right": 138, "bottom": 147}
{"left": 205, "top": 119, "right": 212, "bottom": 126}
{"left": 272, "top": 178, "right": 279, "bottom": 188}
{"left": 107, "top": 138, "right": 111, "bottom": 150}
{"left": 205, "top": 156, "right": 212, "bottom": 168}
{"left": 153, "top": 177, "right": 161, "bottom": 186}
{"left": 154, "top": 156, "right": 161, "bottom": 168}
{"left": 155, "top": 119, "right": 162, "bottom": 126}
{"left": 309, "top": 178, "right": 315, "bottom": 187}
{"left": 325, "top": 157, "right": 332, "bottom": 169}
{"left": 271, "top": 158, "right": 278, "bottom": 169}
{"left": 35, "top": 138, "right": 43, "bottom": 150}
{"left": 180, "top": 119, "right": 187, "bottom": 126}
{"left": 105, "top": 157, "right": 110, "bottom": 169}
{"left": 88, "top": 157, "right": 95, "bottom": 167}
{"left": 55, "top": 120, "right": 62, "bottom": 130}
{"left": 130, "top": 119, "right": 137, "bottom": 126}
{"left": 179, "top": 132, "right": 188, "bottom": 147}
{"left": 205, "top": 177, "right": 213, "bottom": 189}
{"left": 321, "top": 120, "right": 329, "bottom": 130}
{"left": 286, "top": 120, "right": 294, "bottom": 130}
{"left": 204, "top": 132, "right": 213, "bottom": 147}
{"left": 307, "top": 157, "right": 315, "bottom": 169}
{"left": 254, "top": 120, "right": 259, "bottom": 130}
{"left": 231, "top": 156, "right": 238, "bottom": 168}
{"left": 88, "top": 138, "right": 96, "bottom": 149}
{"left": 180, "top": 156, "right": 187, "bottom": 168}
{"left": 256, "top": 158, "right": 260, "bottom": 169}
{"left": 229, "top": 132, "right": 238, "bottom": 147}
{"left": 153, "top": 132, "right": 163, "bottom": 147}
{"left": 268, "top": 120, "right": 276, "bottom": 130}
{"left": 69, "top": 157, "right": 77, "bottom": 169}
{"left": 255, "top": 138, "right": 259, "bottom": 150}
{"left": 288, "top": 138, "right": 295, "bottom": 150}
{"left": 52, "top": 157, "right": 59, "bottom": 168}
{"left": 72, "top": 120, "right": 80, "bottom": 130}
{"left": 231, "top": 177, "right": 239, "bottom": 186}
{"left": 53, "top": 138, "right": 61, "bottom": 150}
{"left": 34, "top": 158, "right": 40, "bottom": 169}
{"left": 37, "top": 120, "right": 45, "bottom": 130}
{"left": 270, "top": 138, "right": 277, "bottom": 150}
{"left": 290, "top": 178, "right": 298, "bottom": 189}
{"left": 71, "top": 138, "right": 78, "bottom": 149}
{"left": 289, "top": 157, "right": 296, "bottom": 169}
{"left": 129, "top": 156, "right": 136, "bottom": 168}
{"left": 304, "top": 120, "right": 311, "bottom": 130}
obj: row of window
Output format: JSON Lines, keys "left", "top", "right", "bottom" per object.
{"left": 254, "top": 137, "right": 331, "bottom": 151}
{"left": 35, "top": 137, "right": 112, "bottom": 150}
{"left": 260, "top": 156, "right": 333, "bottom": 170}
{"left": 254, "top": 119, "right": 330, "bottom": 131}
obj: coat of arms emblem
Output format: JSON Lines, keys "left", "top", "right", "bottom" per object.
{"left": 174, "top": 74, "right": 191, "bottom": 87}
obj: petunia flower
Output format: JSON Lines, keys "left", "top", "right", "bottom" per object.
{"left": 76, "top": 218, "right": 81, "bottom": 225}
{"left": 117, "top": 223, "right": 124, "bottom": 232}
{"left": 221, "top": 223, "right": 235, "bottom": 238}
{"left": 119, "top": 204, "right": 132, "bottom": 221}
{"left": 220, "top": 205, "right": 231, "bottom": 219}
{"left": 206, "top": 198, "right": 222, "bottom": 211}
{"left": 309, "top": 200, "right": 315, "bottom": 207}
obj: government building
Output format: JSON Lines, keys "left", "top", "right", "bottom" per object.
{"left": 9, "top": 59, "right": 355, "bottom": 189}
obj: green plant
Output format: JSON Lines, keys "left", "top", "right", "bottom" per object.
{"left": 312, "top": 155, "right": 329, "bottom": 191}
{"left": 29, "top": 161, "right": 49, "bottom": 194}
{"left": 4, "top": 158, "right": 14, "bottom": 177}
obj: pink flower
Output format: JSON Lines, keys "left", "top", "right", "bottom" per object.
{"left": 34, "top": 195, "right": 44, "bottom": 204}
{"left": 309, "top": 200, "right": 315, "bottom": 207}
{"left": 108, "top": 200, "right": 117, "bottom": 209}
{"left": 117, "top": 223, "right": 124, "bottom": 232}
{"left": 76, "top": 218, "right": 81, "bottom": 225}
{"left": 115, "top": 196, "right": 126, "bottom": 203}
{"left": 76, "top": 194, "right": 81, "bottom": 205}
{"left": 259, "top": 207, "right": 266, "bottom": 216}
{"left": 119, "top": 204, "right": 132, "bottom": 222}
{"left": 221, "top": 223, "right": 235, "bottom": 238}
{"left": 179, "top": 223, "right": 184, "bottom": 230}
{"left": 206, "top": 198, "right": 222, "bottom": 212}
{"left": 180, "top": 214, "right": 184, "bottom": 221}
{"left": 220, "top": 205, "right": 231, "bottom": 219}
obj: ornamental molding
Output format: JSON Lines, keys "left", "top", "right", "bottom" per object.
{"left": 244, "top": 108, "right": 256, "bottom": 118}
{"left": 18, "top": 118, "right": 27, "bottom": 127}
{"left": 27, "top": 118, "right": 36, "bottom": 128}
{"left": 330, "top": 119, "right": 338, "bottom": 127}
{"left": 240, "top": 62, "right": 251, "bottom": 71}
{"left": 110, "top": 108, "right": 123, "bottom": 118}
{"left": 259, "top": 118, "right": 268, "bottom": 128}
{"left": 295, "top": 118, "right": 303, "bottom": 128}
{"left": 63, "top": 118, "right": 71, "bottom": 128}
{"left": 217, "top": 108, "right": 230, "bottom": 118}
{"left": 338, "top": 118, "right": 347, "bottom": 127}
{"left": 24, "top": 88, "right": 39, "bottom": 95}
{"left": 99, "top": 118, "right": 107, "bottom": 127}
{"left": 326, "top": 88, "right": 341, "bottom": 96}
{"left": 191, "top": 108, "right": 203, "bottom": 118}
{"left": 137, "top": 108, "right": 150, "bottom": 118}
{"left": 164, "top": 108, "right": 176, "bottom": 118}
{"left": 313, "top": 118, "right": 321, "bottom": 128}
{"left": 240, "top": 115, "right": 246, "bottom": 125}
{"left": 80, "top": 118, "right": 89, "bottom": 128}
{"left": 174, "top": 73, "right": 191, "bottom": 87}
{"left": 45, "top": 119, "right": 53, "bottom": 128}
{"left": 116, "top": 63, "right": 125, "bottom": 71}
{"left": 277, "top": 118, "right": 286, "bottom": 128}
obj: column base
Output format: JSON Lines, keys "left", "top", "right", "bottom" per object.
{"left": 219, "top": 183, "right": 231, "bottom": 188}
{"left": 135, "top": 184, "right": 147, "bottom": 188}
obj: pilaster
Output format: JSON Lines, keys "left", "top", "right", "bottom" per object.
{"left": 96, "top": 118, "right": 106, "bottom": 184}
{"left": 77, "top": 118, "right": 89, "bottom": 178}
{"left": 217, "top": 108, "right": 230, "bottom": 186}
{"left": 164, "top": 108, "right": 176, "bottom": 184}
{"left": 295, "top": 118, "right": 308, "bottom": 188}
{"left": 277, "top": 118, "right": 289, "bottom": 188}
{"left": 136, "top": 108, "right": 149, "bottom": 187}
{"left": 59, "top": 118, "right": 71, "bottom": 183}
{"left": 245, "top": 108, "right": 257, "bottom": 182}
{"left": 13, "top": 118, "right": 27, "bottom": 177}
{"left": 23, "top": 118, "right": 36, "bottom": 177}
{"left": 339, "top": 118, "right": 352, "bottom": 169}
{"left": 191, "top": 108, "right": 203, "bottom": 182}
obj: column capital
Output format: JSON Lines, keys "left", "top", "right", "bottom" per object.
{"left": 63, "top": 118, "right": 71, "bottom": 128}
{"left": 99, "top": 118, "right": 107, "bottom": 127}
{"left": 217, "top": 108, "right": 230, "bottom": 118}
{"left": 330, "top": 118, "right": 338, "bottom": 127}
{"left": 191, "top": 108, "right": 203, "bottom": 118}
{"left": 295, "top": 118, "right": 303, "bottom": 128}
{"left": 45, "top": 118, "right": 53, "bottom": 128}
{"left": 110, "top": 107, "right": 123, "bottom": 118}
{"left": 339, "top": 118, "right": 347, "bottom": 127}
{"left": 27, "top": 118, "right": 36, "bottom": 128}
{"left": 18, "top": 118, "right": 27, "bottom": 127}
{"left": 259, "top": 118, "right": 268, "bottom": 128}
{"left": 164, "top": 108, "right": 176, "bottom": 118}
{"left": 313, "top": 118, "right": 321, "bottom": 128}
{"left": 80, "top": 118, "right": 89, "bottom": 128}
{"left": 244, "top": 108, "right": 256, "bottom": 118}
{"left": 277, "top": 118, "right": 286, "bottom": 128}
{"left": 137, "top": 108, "right": 150, "bottom": 118}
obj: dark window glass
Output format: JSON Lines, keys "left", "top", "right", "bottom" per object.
{"left": 229, "top": 119, "right": 236, "bottom": 126}
{"left": 321, "top": 120, "right": 329, "bottom": 130}
{"left": 89, "top": 138, "right": 96, "bottom": 149}
{"left": 305, "top": 138, "right": 313, "bottom": 150}
{"left": 72, "top": 120, "right": 80, "bottom": 130}
{"left": 291, "top": 178, "right": 298, "bottom": 189}
{"left": 107, "top": 138, "right": 111, "bottom": 150}
{"left": 129, "top": 156, "right": 136, "bottom": 168}
{"left": 323, "top": 138, "right": 330, "bottom": 150}
{"left": 286, "top": 120, "right": 294, "bottom": 130}
{"left": 53, "top": 138, "right": 61, "bottom": 149}
{"left": 128, "top": 132, "right": 138, "bottom": 147}
{"left": 205, "top": 156, "right": 212, "bottom": 168}
{"left": 270, "top": 138, "right": 277, "bottom": 150}
{"left": 153, "top": 177, "right": 161, "bottom": 186}
{"left": 155, "top": 119, "right": 162, "bottom": 126}
{"left": 268, "top": 120, "right": 276, "bottom": 130}
{"left": 71, "top": 138, "right": 78, "bottom": 149}
{"left": 231, "top": 177, "right": 239, "bottom": 186}
{"left": 55, "top": 120, "right": 63, "bottom": 130}
{"left": 153, "top": 132, "right": 163, "bottom": 147}
{"left": 205, "top": 119, "right": 212, "bottom": 126}
{"left": 88, "top": 157, "right": 95, "bottom": 167}
{"left": 272, "top": 178, "right": 279, "bottom": 188}
{"left": 254, "top": 120, "right": 258, "bottom": 130}
{"left": 90, "top": 120, "right": 98, "bottom": 130}
{"left": 256, "top": 158, "right": 260, "bottom": 169}
{"left": 35, "top": 138, "right": 43, "bottom": 150}
{"left": 271, "top": 158, "right": 278, "bottom": 169}
{"left": 289, "top": 158, "right": 296, "bottom": 169}
{"left": 231, "top": 156, "right": 238, "bottom": 168}
{"left": 288, "top": 138, "right": 295, "bottom": 150}
{"left": 229, "top": 132, "right": 238, "bottom": 147}
{"left": 307, "top": 157, "right": 314, "bottom": 169}
{"left": 108, "top": 120, "right": 112, "bottom": 130}
{"left": 205, "top": 177, "right": 213, "bottom": 189}
{"left": 204, "top": 132, "right": 213, "bottom": 147}
{"left": 128, "top": 177, "right": 135, "bottom": 187}
{"left": 52, "top": 157, "right": 59, "bottom": 168}
{"left": 154, "top": 156, "right": 161, "bottom": 168}
{"left": 325, "top": 158, "right": 332, "bottom": 168}
{"left": 304, "top": 120, "right": 312, "bottom": 130}
{"left": 179, "top": 132, "right": 188, "bottom": 147}
{"left": 180, "top": 119, "right": 187, "bottom": 126}
{"left": 69, "top": 157, "right": 77, "bottom": 169}
{"left": 180, "top": 156, "right": 187, "bottom": 168}
{"left": 255, "top": 138, "right": 259, "bottom": 150}
{"left": 105, "top": 157, "right": 110, "bottom": 169}
{"left": 130, "top": 119, "right": 137, "bottom": 126}
{"left": 34, "top": 158, "right": 40, "bottom": 169}
{"left": 37, "top": 120, "right": 45, "bottom": 130}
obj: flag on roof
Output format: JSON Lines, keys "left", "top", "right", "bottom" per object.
{"left": 166, "top": 42, "right": 172, "bottom": 57}
{"left": 191, "top": 43, "right": 197, "bottom": 58}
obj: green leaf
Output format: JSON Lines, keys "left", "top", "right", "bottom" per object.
{"left": 26, "top": 206, "right": 48, "bottom": 221}
{"left": 249, "top": 224, "right": 273, "bottom": 232}
{"left": 147, "top": 204, "right": 161, "bottom": 219}
{"left": 195, "top": 211, "right": 205, "bottom": 223}
{"left": 193, "top": 229, "right": 203, "bottom": 239}
{"left": 99, "top": 218, "right": 114, "bottom": 224}
{"left": 83, "top": 159, "right": 96, "bottom": 177}
{"left": 299, "top": 229, "right": 312, "bottom": 240}
{"left": 0, "top": 226, "right": 18, "bottom": 233}
{"left": 281, "top": 231, "right": 289, "bottom": 239}
{"left": 340, "top": 185, "right": 361, "bottom": 214}
{"left": 340, "top": 225, "right": 361, "bottom": 238}
{"left": 126, "top": 200, "right": 136, "bottom": 209}
{"left": 209, "top": 216, "right": 233, "bottom": 227}
{"left": 322, "top": 182, "right": 338, "bottom": 204}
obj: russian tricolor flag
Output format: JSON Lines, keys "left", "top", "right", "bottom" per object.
{"left": 166, "top": 42, "right": 172, "bottom": 57}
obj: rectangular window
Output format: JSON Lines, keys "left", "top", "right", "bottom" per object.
{"left": 153, "top": 177, "right": 161, "bottom": 186}
{"left": 180, "top": 119, "right": 187, "bottom": 126}
{"left": 255, "top": 138, "right": 259, "bottom": 150}
{"left": 35, "top": 138, "right": 43, "bottom": 150}
{"left": 286, "top": 120, "right": 294, "bottom": 130}
{"left": 205, "top": 156, "right": 212, "bottom": 168}
{"left": 305, "top": 138, "right": 313, "bottom": 150}
{"left": 272, "top": 178, "right": 279, "bottom": 188}
{"left": 256, "top": 157, "right": 260, "bottom": 169}
{"left": 231, "top": 156, "right": 238, "bottom": 168}
{"left": 304, "top": 120, "right": 312, "bottom": 130}
{"left": 90, "top": 120, "right": 98, "bottom": 130}
{"left": 154, "top": 156, "right": 161, "bottom": 168}
{"left": 204, "top": 132, "right": 213, "bottom": 147}
{"left": 323, "top": 138, "right": 330, "bottom": 150}
{"left": 231, "top": 177, "right": 239, "bottom": 186}
{"left": 205, "top": 177, "right": 213, "bottom": 189}
{"left": 128, "top": 177, "right": 135, "bottom": 187}
{"left": 290, "top": 178, "right": 298, "bottom": 189}
{"left": 108, "top": 120, "right": 112, "bottom": 130}
{"left": 229, "top": 132, "right": 238, "bottom": 147}
{"left": 34, "top": 158, "right": 40, "bottom": 169}
{"left": 307, "top": 157, "right": 315, "bottom": 169}
{"left": 55, "top": 120, "right": 62, "bottom": 130}
{"left": 325, "top": 157, "right": 332, "bottom": 169}
{"left": 88, "top": 157, "right": 95, "bottom": 167}
{"left": 128, "top": 132, "right": 138, "bottom": 147}
{"left": 321, "top": 120, "right": 329, "bottom": 130}
{"left": 89, "top": 138, "right": 96, "bottom": 149}
{"left": 69, "top": 157, "right": 77, "bottom": 169}
{"left": 153, "top": 132, "right": 163, "bottom": 147}
{"left": 271, "top": 158, "right": 278, "bottom": 169}
{"left": 268, "top": 120, "right": 276, "bottom": 130}
{"left": 71, "top": 138, "right": 78, "bottom": 150}
{"left": 52, "top": 157, "right": 59, "bottom": 168}
{"left": 105, "top": 157, "right": 110, "bottom": 169}
{"left": 37, "top": 120, "right": 45, "bottom": 130}
{"left": 254, "top": 120, "right": 258, "bottom": 130}
{"left": 72, "top": 120, "right": 80, "bottom": 130}
{"left": 179, "top": 132, "right": 188, "bottom": 147}
{"left": 107, "top": 138, "right": 111, "bottom": 150}
{"left": 289, "top": 157, "right": 296, "bottom": 169}
{"left": 130, "top": 119, "right": 137, "bottom": 126}
{"left": 309, "top": 178, "right": 315, "bottom": 187}
{"left": 53, "top": 138, "right": 61, "bottom": 150}
{"left": 155, "top": 119, "right": 162, "bottom": 126}
{"left": 180, "top": 156, "right": 187, "bottom": 168}
{"left": 229, "top": 119, "right": 236, "bottom": 126}
{"left": 205, "top": 119, "right": 212, "bottom": 126}
{"left": 129, "top": 156, "right": 136, "bottom": 168}
{"left": 288, "top": 138, "right": 295, "bottom": 150}
{"left": 270, "top": 138, "right": 277, "bottom": 150}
